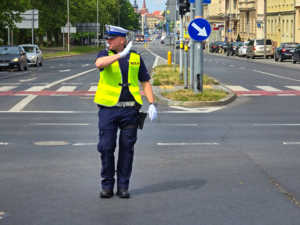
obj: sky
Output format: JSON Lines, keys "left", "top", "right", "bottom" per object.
{"left": 129, "top": 0, "right": 166, "bottom": 14}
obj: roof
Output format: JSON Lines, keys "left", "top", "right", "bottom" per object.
{"left": 139, "top": 8, "right": 149, "bottom": 15}
{"left": 153, "top": 11, "right": 163, "bottom": 16}
{"left": 146, "top": 14, "right": 158, "bottom": 18}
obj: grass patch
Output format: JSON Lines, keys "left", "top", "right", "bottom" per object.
{"left": 162, "top": 89, "right": 227, "bottom": 102}
{"left": 43, "top": 46, "right": 104, "bottom": 59}
{"left": 153, "top": 65, "right": 218, "bottom": 86}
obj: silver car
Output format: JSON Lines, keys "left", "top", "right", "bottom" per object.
{"left": 20, "top": 45, "right": 43, "bottom": 67}
{"left": 246, "top": 39, "right": 274, "bottom": 59}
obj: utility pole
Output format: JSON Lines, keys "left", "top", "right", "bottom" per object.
{"left": 32, "top": 9, "right": 34, "bottom": 44}
{"left": 97, "top": 0, "right": 99, "bottom": 49}
{"left": 230, "top": 0, "right": 232, "bottom": 42}
{"left": 8, "top": 27, "right": 10, "bottom": 45}
{"left": 189, "top": 3, "right": 195, "bottom": 89}
{"left": 174, "top": 0, "right": 178, "bottom": 71}
{"left": 67, "top": 0, "right": 70, "bottom": 52}
{"left": 194, "top": 0, "right": 204, "bottom": 93}
{"left": 180, "top": 13, "right": 183, "bottom": 80}
{"left": 264, "top": 0, "right": 266, "bottom": 59}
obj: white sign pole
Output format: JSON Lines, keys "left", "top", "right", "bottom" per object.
{"left": 32, "top": 9, "right": 34, "bottom": 44}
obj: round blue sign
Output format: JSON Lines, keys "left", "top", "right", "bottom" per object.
{"left": 188, "top": 18, "right": 211, "bottom": 42}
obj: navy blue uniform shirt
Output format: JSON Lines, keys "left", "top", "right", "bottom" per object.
{"left": 96, "top": 49, "right": 150, "bottom": 102}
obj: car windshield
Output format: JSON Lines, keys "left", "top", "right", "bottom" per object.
{"left": 256, "top": 40, "right": 272, "bottom": 45}
{"left": 232, "top": 42, "right": 240, "bottom": 46}
{"left": 0, "top": 47, "right": 20, "bottom": 55}
{"left": 218, "top": 42, "right": 225, "bottom": 45}
{"left": 284, "top": 44, "right": 298, "bottom": 48}
{"left": 176, "top": 41, "right": 180, "bottom": 44}
{"left": 22, "top": 46, "right": 36, "bottom": 53}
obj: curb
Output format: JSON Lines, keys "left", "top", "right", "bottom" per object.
{"left": 151, "top": 58, "right": 237, "bottom": 107}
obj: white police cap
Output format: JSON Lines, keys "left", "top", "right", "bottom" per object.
{"left": 104, "top": 25, "right": 129, "bottom": 38}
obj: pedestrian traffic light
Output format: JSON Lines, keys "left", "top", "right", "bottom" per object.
{"left": 179, "top": 0, "right": 190, "bottom": 17}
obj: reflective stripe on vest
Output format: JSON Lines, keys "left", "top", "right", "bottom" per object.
{"left": 94, "top": 51, "right": 143, "bottom": 106}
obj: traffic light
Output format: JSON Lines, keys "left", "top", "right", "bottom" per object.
{"left": 179, "top": 0, "right": 190, "bottom": 17}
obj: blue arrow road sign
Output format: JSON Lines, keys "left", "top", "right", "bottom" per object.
{"left": 189, "top": 0, "right": 211, "bottom": 3}
{"left": 188, "top": 18, "right": 211, "bottom": 42}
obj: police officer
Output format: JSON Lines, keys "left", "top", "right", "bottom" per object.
{"left": 95, "top": 25, "right": 157, "bottom": 198}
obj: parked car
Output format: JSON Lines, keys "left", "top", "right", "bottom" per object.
{"left": 175, "top": 40, "right": 180, "bottom": 49}
{"left": 0, "top": 45, "right": 29, "bottom": 71}
{"left": 147, "top": 38, "right": 151, "bottom": 42}
{"left": 275, "top": 42, "right": 298, "bottom": 62}
{"left": 235, "top": 42, "right": 244, "bottom": 57}
{"left": 246, "top": 39, "right": 274, "bottom": 59}
{"left": 20, "top": 44, "right": 43, "bottom": 67}
{"left": 292, "top": 43, "right": 300, "bottom": 64}
{"left": 238, "top": 41, "right": 249, "bottom": 57}
{"left": 219, "top": 42, "right": 230, "bottom": 53}
{"left": 226, "top": 42, "right": 242, "bottom": 56}
{"left": 209, "top": 42, "right": 220, "bottom": 53}
{"left": 161, "top": 36, "right": 165, "bottom": 44}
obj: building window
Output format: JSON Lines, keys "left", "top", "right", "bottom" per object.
{"left": 271, "top": 20, "right": 273, "bottom": 33}
{"left": 291, "top": 20, "right": 293, "bottom": 36}
{"left": 282, "top": 20, "right": 284, "bottom": 36}
{"left": 286, "top": 20, "right": 289, "bottom": 34}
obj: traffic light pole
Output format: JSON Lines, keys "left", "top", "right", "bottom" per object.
{"left": 189, "top": 3, "right": 195, "bottom": 89}
{"left": 194, "top": 0, "right": 203, "bottom": 94}
{"left": 180, "top": 15, "right": 183, "bottom": 80}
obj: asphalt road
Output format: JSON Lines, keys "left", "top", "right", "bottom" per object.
{"left": 1, "top": 42, "right": 300, "bottom": 224}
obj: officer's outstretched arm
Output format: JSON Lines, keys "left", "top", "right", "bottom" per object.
{"left": 95, "top": 54, "right": 121, "bottom": 69}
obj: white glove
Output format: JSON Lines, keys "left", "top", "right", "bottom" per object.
{"left": 119, "top": 41, "right": 132, "bottom": 58}
{"left": 148, "top": 105, "right": 157, "bottom": 122}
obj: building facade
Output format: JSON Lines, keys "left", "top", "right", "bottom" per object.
{"left": 266, "top": 0, "right": 295, "bottom": 47}
{"left": 296, "top": 0, "right": 300, "bottom": 43}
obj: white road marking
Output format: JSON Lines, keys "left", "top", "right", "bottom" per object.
{"left": 230, "top": 65, "right": 234, "bottom": 67}
{"left": 24, "top": 86, "right": 45, "bottom": 91}
{"left": 27, "top": 83, "right": 49, "bottom": 85}
{"left": 38, "top": 69, "right": 43, "bottom": 70}
{"left": 0, "top": 83, "right": 20, "bottom": 85}
{"left": 88, "top": 86, "right": 98, "bottom": 91}
{"left": 62, "top": 83, "right": 83, "bottom": 85}
{"left": 59, "top": 64, "right": 63, "bottom": 66}
{"left": 204, "top": 59, "right": 207, "bottom": 60}
{"left": 56, "top": 86, "right": 77, "bottom": 92}
{"left": 9, "top": 95, "right": 38, "bottom": 112}
{"left": 49, "top": 66, "right": 54, "bottom": 68}
{"left": 59, "top": 69, "right": 71, "bottom": 72}
{"left": 50, "top": 94, "right": 68, "bottom": 96}
{"left": 285, "top": 86, "right": 300, "bottom": 91}
{"left": 157, "top": 143, "right": 219, "bottom": 146}
{"left": 254, "top": 124, "right": 300, "bottom": 126}
{"left": 0, "top": 143, "right": 8, "bottom": 145}
{"left": 256, "top": 86, "right": 282, "bottom": 91}
{"left": 242, "top": 94, "right": 261, "bottom": 96}
{"left": 240, "top": 67, "right": 245, "bottom": 69}
{"left": 277, "top": 94, "right": 296, "bottom": 96}
{"left": 73, "top": 143, "right": 97, "bottom": 146}
{"left": 226, "top": 86, "right": 250, "bottom": 91}
{"left": 82, "top": 64, "right": 89, "bottom": 66}
{"left": 30, "top": 123, "right": 91, "bottom": 126}
{"left": 15, "top": 94, "right": 30, "bottom": 96}
{"left": 67, "top": 63, "right": 70, "bottom": 64}
{"left": 19, "top": 78, "right": 37, "bottom": 82}
{"left": 253, "top": 70, "right": 300, "bottom": 83}
{"left": 209, "top": 60, "right": 212, "bottom": 62}
{"left": 216, "top": 62, "right": 219, "bottom": 63}
{"left": 76, "top": 61, "right": 78, "bottom": 62}
{"left": 222, "top": 63, "right": 225, "bottom": 65}
{"left": 283, "top": 142, "right": 300, "bottom": 145}
{"left": 0, "top": 86, "right": 17, "bottom": 91}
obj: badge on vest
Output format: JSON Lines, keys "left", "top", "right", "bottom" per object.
{"left": 130, "top": 61, "right": 140, "bottom": 66}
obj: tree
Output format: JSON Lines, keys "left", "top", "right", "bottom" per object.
{"left": 237, "top": 33, "right": 241, "bottom": 41}
{"left": 117, "top": 0, "right": 140, "bottom": 31}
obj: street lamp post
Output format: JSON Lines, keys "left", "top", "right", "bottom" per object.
{"left": 118, "top": 4, "right": 123, "bottom": 27}
{"left": 67, "top": 0, "right": 70, "bottom": 52}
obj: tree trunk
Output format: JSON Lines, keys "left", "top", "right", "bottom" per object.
{"left": 59, "top": 33, "right": 63, "bottom": 46}
{"left": 38, "top": 33, "right": 44, "bottom": 47}
{"left": 46, "top": 30, "right": 52, "bottom": 47}
{"left": 54, "top": 28, "right": 59, "bottom": 46}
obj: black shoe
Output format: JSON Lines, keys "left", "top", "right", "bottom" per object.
{"left": 116, "top": 188, "right": 130, "bottom": 198}
{"left": 100, "top": 188, "right": 114, "bottom": 198}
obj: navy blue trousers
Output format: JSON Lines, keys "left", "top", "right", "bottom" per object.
{"left": 97, "top": 106, "right": 139, "bottom": 189}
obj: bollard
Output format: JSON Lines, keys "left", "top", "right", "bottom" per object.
{"left": 145, "top": 42, "right": 147, "bottom": 48}
{"left": 184, "top": 45, "right": 188, "bottom": 89}
{"left": 168, "top": 51, "right": 171, "bottom": 65}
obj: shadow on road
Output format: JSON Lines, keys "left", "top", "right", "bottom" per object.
{"left": 130, "top": 178, "right": 207, "bottom": 196}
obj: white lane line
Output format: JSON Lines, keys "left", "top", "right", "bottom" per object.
{"left": 277, "top": 94, "right": 296, "bottom": 96}
{"left": 56, "top": 86, "right": 77, "bottom": 92}
{"left": 49, "top": 66, "right": 54, "bottom": 68}
{"left": 24, "top": 86, "right": 45, "bottom": 91}
{"left": 285, "top": 86, "right": 300, "bottom": 91}
{"left": 242, "top": 94, "right": 261, "bottom": 96}
{"left": 230, "top": 65, "right": 234, "bottom": 67}
{"left": 19, "top": 78, "right": 37, "bottom": 82}
{"left": 222, "top": 63, "right": 225, "bottom": 65}
{"left": 0, "top": 83, "right": 21, "bottom": 85}
{"left": 30, "top": 123, "right": 91, "bottom": 126}
{"left": 226, "top": 86, "right": 250, "bottom": 91}
{"left": 27, "top": 83, "right": 49, "bottom": 85}
{"left": 73, "top": 143, "right": 97, "bottom": 146}
{"left": 59, "top": 64, "right": 63, "bottom": 66}
{"left": 88, "top": 86, "right": 98, "bottom": 92}
{"left": 59, "top": 69, "right": 71, "bottom": 72}
{"left": 62, "top": 83, "right": 83, "bottom": 85}
{"left": 209, "top": 60, "right": 212, "bottom": 62}
{"left": 9, "top": 95, "right": 38, "bottom": 112}
{"left": 38, "top": 69, "right": 43, "bottom": 71}
{"left": 253, "top": 70, "right": 300, "bottom": 83}
{"left": 254, "top": 124, "right": 300, "bottom": 126}
{"left": 82, "top": 64, "right": 90, "bottom": 66}
{"left": 256, "top": 86, "right": 282, "bottom": 91}
{"left": 67, "top": 63, "right": 70, "bottom": 64}
{"left": 204, "top": 59, "right": 207, "bottom": 61}
{"left": 240, "top": 67, "right": 245, "bottom": 69}
{"left": 0, "top": 86, "right": 17, "bottom": 91}
{"left": 157, "top": 143, "right": 219, "bottom": 146}
{"left": 0, "top": 143, "right": 8, "bottom": 145}
{"left": 15, "top": 94, "right": 30, "bottom": 96}
{"left": 283, "top": 142, "right": 300, "bottom": 145}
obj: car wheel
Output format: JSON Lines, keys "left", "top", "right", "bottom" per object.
{"left": 246, "top": 54, "right": 250, "bottom": 59}
{"left": 292, "top": 56, "right": 296, "bottom": 64}
{"left": 18, "top": 63, "right": 23, "bottom": 71}
{"left": 239, "top": 52, "right": 241, "bottom": 57}
{"left": 270, "top": 55, "right": 274, "bottom": 59}
{"left": 39, "top": 59, "right": 43, "bottom": 66}
{"left": 24, "top": 63, "right": 28, "bottom": 70}
{"left": 279, "top": 55, "right": 283, "bottom": 62}
{"left": 275, "top": 54, "right": 278, "bottom": 61}
{"left": 251, "top": 53, "right": 255, "bottom": 59}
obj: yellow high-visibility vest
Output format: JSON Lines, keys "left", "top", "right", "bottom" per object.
{"left": 94, "top": 50, "right": 143, "bottom": 106}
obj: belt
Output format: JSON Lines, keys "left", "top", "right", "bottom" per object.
{"left": 115, "top": 101, "right": 136, "bottom": 107}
